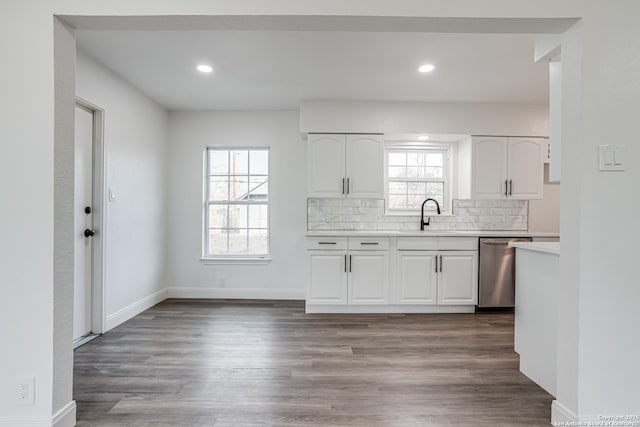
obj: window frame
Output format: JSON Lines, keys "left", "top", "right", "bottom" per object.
{"left": 202, "top": 146, "right": 271, "bottom": 263}
{"left": 384, "top": 142, "right": 454, "bottom": 216}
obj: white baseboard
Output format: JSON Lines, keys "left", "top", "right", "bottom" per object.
{"left": 305, "top": 304, "right": 476, "bottom": 314}
{"left": 0, "top": 417, "right": 50, "bottom": 427}
{"left": 551, "top": 400, "right": 577, "bottom": 424}
{"left": 105, "top": 287, "right": 304, "bottom": 330}
{"left": 551, "top": 401, "right": 618, "bottom": 426}
{"left": 105, "top": 288, "right": 168, "bottom": 331}
{"left": 52, "top": 401, "right": 76, "bottom": 427}
{"left": 0, "top": 401, "right": 76, "bottom": 427}
{"left": 166, "top": 287, "right": 305, "bottom": 300}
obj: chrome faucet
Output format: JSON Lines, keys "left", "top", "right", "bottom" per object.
{"left": 420, "top": 198, "right": 441, "bottom": 230}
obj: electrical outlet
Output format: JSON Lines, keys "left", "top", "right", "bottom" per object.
{"left": 219, "top": 278, "right": 226, "bottom": 288}
{"left": 16, "top": 376, "right": 35, "bottom": 405}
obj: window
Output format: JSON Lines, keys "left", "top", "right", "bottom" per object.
{"left": 205, "top": 148, "right": 269, "bottom": 258}
{"left": 385, "top": 146, "right": 450, "bottom": 214}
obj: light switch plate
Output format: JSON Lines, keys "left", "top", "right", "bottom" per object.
{"left": 109, "top": 188, "right": 117, "bottom": 202}
{"left": 598, "top": 145, "right": 625, "bottom": 171}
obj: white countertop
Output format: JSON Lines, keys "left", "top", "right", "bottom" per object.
{"left": 307, "top": 230, "right": 560, "bottom": 238}
{"left": 509, "top": 241, "right": 560, "bottom": 255}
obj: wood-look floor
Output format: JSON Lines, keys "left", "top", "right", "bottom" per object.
{"left": 74, "top": 299, "right": 552, "bottom": 426}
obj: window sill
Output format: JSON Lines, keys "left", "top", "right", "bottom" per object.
{"left": 200, "top": 257, "right": 272, "bottom": 265}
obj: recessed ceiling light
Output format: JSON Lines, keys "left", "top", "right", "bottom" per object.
{"left": 197, "top": 64, "right": 213, "bottom": 73}
{"left": 417, "top": 135, "right": 430, "bottom": 141}
{"left": 418, "top": 64, "right": 435, "bottom": 73}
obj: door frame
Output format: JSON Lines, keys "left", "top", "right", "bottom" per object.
{"left": 75, "top": 97, "right": 106, "bottom": 335}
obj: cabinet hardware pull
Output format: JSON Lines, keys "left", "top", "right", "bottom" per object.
{"left": 344, "top": 254, "right": 347, "bottom": 272}
{"left": 435, "top": 256, "right": 438, "bottom": 273}
{"left": 349, "top": 254, "right": 352, "bottom": 272}
{"left": 360, "top": 242, "right": 379, "bottom": 245}
{"left": 318, "top": 242, "right": 337, "bottom": 245}
{"left": 440, "top": 255, "right": 443, "bottom": 272}
{"left": 342, "top": 178, "right": 345, "bottom": 195}
{"left": 347, "top": 178, "right": 350, "bottom": 194}
{"left": 509, "top": 180, "right": 513, "bottom": 196}
{"left": 504, "top": 180, "right": 508, "bottom": 197}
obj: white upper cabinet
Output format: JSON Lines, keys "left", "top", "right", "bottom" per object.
{"left": 307, "top": 134, "right": 346, "bottom": 198}
{"left": 471, "top": 137, "right": 509, "bottom": 199}
{"left": 307, "top": 133, "right": 383, "bottom": 198}
{"left": 463, "top": 136, "right": 546, "bottom": 200}
{"left": 508, "top": 138, "right": 545, "bottom": 199}
{"left": 345, "top": 135, "right": 384, "bottom": 198}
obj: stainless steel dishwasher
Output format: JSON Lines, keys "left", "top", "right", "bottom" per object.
{"left": 478, "top": 237, "right": 533, "bottom": 308}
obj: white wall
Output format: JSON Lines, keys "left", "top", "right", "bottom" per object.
{"left": 166, "top": 111, "right": 306, "bottom": 298}
{"left": 0, "top": 3, "right": 56, "bottom": 422}
{"left": 528, "top": 164, "right": 560, "bottom": 233}
{"left": 554, "top": 20, "right": 582, "bottom": 420}
{"left": 300, "top": 100, "right": 550, "bottom": 136}
{"left": 53, "top": 17, "right": 76, "bottom": 419}
{"left": 76, "top": 51, "right": 169, "bottom": 327}
{"left": 571, "top": 4, "right": 640, "bottom": 416}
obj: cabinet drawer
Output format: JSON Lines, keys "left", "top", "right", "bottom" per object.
{"left": 306, "top": 237, "right": 348, "bottom": 250}
{"left": 397, "top": 237, "right": 438, "bottom": 251}
{"left": 348, "top": 237, "right": 389, "bottom": 251}
{"left": 438, "top": 237, "right": 478, "bottom": 251}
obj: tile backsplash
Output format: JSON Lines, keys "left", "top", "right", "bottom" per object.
{"left": 307, "top": 198, "right": 528, "bottom": 231}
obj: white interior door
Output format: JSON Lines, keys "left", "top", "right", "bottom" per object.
{"left": 73, "top": 105, "right": 94, "bottom": 341}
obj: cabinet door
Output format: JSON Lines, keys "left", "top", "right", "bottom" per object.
{"left": 308, "top": 134, "right": 346, "bottom": 197}
{"left": 396, "top": 251, "right": 438, "bottom": 305}
{"left": 471, "top": 137, "right": 508, "bottom": 199}
{"left": 437, "top": 251, "right": 478, "bottom": 305}
{"left": 307, "top": 251, "right": 348, "bottom": 304}
{"left": 348, "top": 251, "right": 389, "bottom": 304}
{"left": 507, "top": 137, "right": 545, "bottom": 200}
{"left": 345, "top": 135, "right": 384, "bottom": 198}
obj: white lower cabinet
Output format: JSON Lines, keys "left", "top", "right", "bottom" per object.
{"left": 306, "top": 237, "right": 389, "bottom": 306}
{"left": 348, "top": 251, "right": 389, "bottom": 304}
{"left": 396, "top": 251, "right": 438, "bottom": 304}
{"left": 307, "top": 236, "right": 479, "bottom": 312}
{"left": 396, "top": 250, "right": 478, "bottom": 306}
{"left": 307, "top": 251, "right": 348, "bottom": 304}
{"left": 437, "top": 251, "right": 478, "bottom": 305}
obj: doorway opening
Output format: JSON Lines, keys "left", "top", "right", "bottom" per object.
{"left": 52, "top": 12, "right": 579, "bottom": 426}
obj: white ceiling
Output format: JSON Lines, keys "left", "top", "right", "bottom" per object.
{"left": 76, "top": 31, "right": 549, "bottom": 111}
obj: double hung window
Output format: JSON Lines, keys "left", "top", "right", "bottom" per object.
{"left": 205, "top": 148, "right": 269, "bottom": 258}
{"left": 385, "top": 147, "right": 449, "bottom": 214}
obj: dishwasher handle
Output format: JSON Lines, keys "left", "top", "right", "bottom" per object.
{"left": 482, "top": 238, "right": 532, "bottom": 245}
